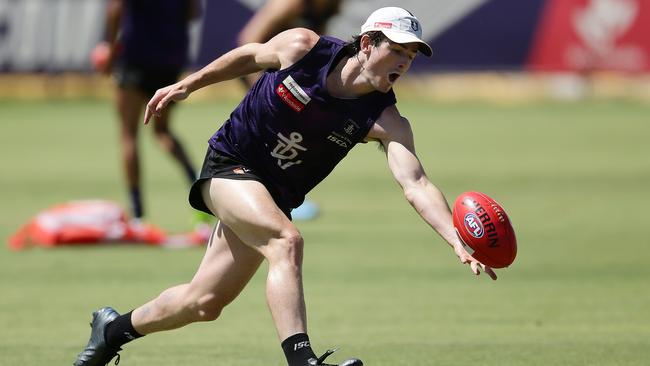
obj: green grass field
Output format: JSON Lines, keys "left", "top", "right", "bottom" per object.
{"left": 1, "top": 98, "right": 649, "bottom": 365}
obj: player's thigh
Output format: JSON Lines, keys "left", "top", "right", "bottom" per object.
{"left": 187, "top": 220, "right": 264, "bottom": 306}
{"left": 200, "top": 178, "right": 297, "bottom": 250}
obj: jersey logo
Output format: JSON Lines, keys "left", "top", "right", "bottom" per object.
{"left": 326, "top": 134, "right": 348, "bottom": 148}
{"left": 326, "top": 119, "right": 359, "bottom": 149}
{"left": 343, "top": 119, "right": 360, "bottom": 135}
{"left": 276, "top": 75, "right": 311, "bottom": 112}
{"left": 271, "top": 132, "right": 307, "bottom": 169}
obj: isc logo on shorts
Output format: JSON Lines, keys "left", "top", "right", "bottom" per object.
{"left": 464, "top": 212, "right": 484, "bottom": 238}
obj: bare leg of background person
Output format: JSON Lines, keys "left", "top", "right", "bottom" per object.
{"left": 237, "top": 0, "right": 303, "bottom": 87}
{"left": 117, "top": 87, "right": 147, "bottom": 219}
{"left": 151, "top": 105, "right": 197, "bottom": 185}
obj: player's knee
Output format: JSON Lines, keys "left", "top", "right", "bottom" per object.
{"left": 268, "top": 229, "right": 304, "bottom": 267}
{"left": 121, "top": 136, "right": 137, "bottom": 152}
{"left": 280, "top": 230, "right": 305, "bottom": 262}
{"left": 183, "top": 294, "right": 224, "bottom": 322}
{"left": 194, "top": 304, "right": 222, "bottom": 322}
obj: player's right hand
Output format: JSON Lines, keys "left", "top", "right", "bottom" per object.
{"left": 144, "top": 82, "right": 190, "bottom": 124}
{"left": 452, "top": 241, "right": 498, "bottom": 280}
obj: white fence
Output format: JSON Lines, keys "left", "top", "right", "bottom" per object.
{"left": 0, "top": 0, "right": 105, "bottom": 71}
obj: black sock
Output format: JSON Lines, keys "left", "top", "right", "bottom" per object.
{"left": 104, "top": 311, "right": 143, "bottom": 349}
{"left": 129, "top": 187, "right": 143, "bottom": 219}
{"left": 281, "top": 333, "right": 316, "bottom": 366}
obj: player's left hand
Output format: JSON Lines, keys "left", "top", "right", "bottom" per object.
{"left": 144, "top": 82, "right": 190, "bottom": 124}
{"left": 453, "top": 242, "right": 498, "bottom": 280}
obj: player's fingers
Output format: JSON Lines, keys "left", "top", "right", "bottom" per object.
{"left": 156, "top": 99, "right": 167, "bottom": 113}
{"left": 144, "top": 93, "right": 162, "bottom": 124}
{"left": 483, "top": 265, "right": 498, "bottom": 281}
{"left": 145, "top": 99, "right": 161, "bottom": 124}
{"left": 470, "top": 260, "right": 479, "bottom": 275}
{"left": 456, "top": 250, "right": 470, "bottom": 264}
{"left": 462, "top": 251, "right": 477, "bottom": 265}
{"left": 157, "top": 93, "right": 175, "bottom": 114}
{"left": 143, "top": 105, "right": 153, "bottom": 125}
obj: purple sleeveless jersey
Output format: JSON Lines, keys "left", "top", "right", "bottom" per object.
{"left": 210, "top": 36, "right": 396, "bottom": 209}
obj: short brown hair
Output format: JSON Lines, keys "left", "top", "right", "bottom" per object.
{"left": 342, "top": 31, "right": 387, "bottom": 56}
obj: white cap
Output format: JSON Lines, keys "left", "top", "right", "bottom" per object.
{"left": 360, "top": 7, "right": 432, "bottom": 57}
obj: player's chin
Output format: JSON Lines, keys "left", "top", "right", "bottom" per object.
{"left": 377, "top": 79, "right": 394, "bottom": 93}
{"left": 369, "top": 76, "right": 395, "bottom": 93}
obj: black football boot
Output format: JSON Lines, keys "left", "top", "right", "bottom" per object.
{"left": 73, "top": 307, "right": 122, "bottom": 366}
{"left": 308, "top": 348, "right": 363, "bottom": 366}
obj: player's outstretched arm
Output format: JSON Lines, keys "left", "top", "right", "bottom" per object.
{"left": 144, "top": 28, "right": 319, "bottom": 124}
{"left": 367, "top": 106, "right": 497, "bottom": 280}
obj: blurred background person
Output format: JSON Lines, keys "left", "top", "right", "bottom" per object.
{"left": 237, "top": 0, "right": 341, "bottom": 87}
{"left": 92, "top": 0, "right": 203, "bottom": 229}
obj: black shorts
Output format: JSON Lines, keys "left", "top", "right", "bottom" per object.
{"left": 113, "top": 63, "right": 182, "bottom": 97}
{"left": 188, "top": 147, "right": 292, "bottom": 219}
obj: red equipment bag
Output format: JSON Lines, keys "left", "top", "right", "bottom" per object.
{"left": 8, "top": 200, "right": 166, "bottom": 250}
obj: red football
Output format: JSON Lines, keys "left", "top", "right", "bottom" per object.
{"left": 452, "top": 191, "right": 517, "bottom": 268}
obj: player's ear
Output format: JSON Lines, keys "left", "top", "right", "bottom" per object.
{"left": 360, "top": 33, "right": 372, "bottom": 55}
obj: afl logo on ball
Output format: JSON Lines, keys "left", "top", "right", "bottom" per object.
{"left": 464, "top": 212, "right": 484, "bottom": 238}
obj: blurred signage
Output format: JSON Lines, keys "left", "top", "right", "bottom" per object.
{"left": 528, "top": 0, "right": 650, "bottom": 72}
{"left": 0, "top": 0, "right": 105, "bottom": 72}
{"left": 0, "top": 0, "right": 648, "bottom": 73}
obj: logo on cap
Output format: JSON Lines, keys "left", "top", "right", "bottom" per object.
{"left": 373, "top": 21, "right": 393, "bottom": 29}
{"left": 410, "top": 19, "right": 419, "bottom": 32}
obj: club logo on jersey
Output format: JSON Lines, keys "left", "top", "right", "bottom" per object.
{"left": 464, "top": 212, "right": 484, "bottom": 238}
{"left": 276, "top": 75, "right": 311, "bottom": 112}
{"left": 271, "top": 131, "right": 307, "bottom": 169}
{"left": 326, "top": 119, "right": 361, "bottom": 149}
{"left": 343, "top": 119, "right": 359, "bottom": 135}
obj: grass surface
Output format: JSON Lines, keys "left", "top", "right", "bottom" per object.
{"left": 1, "top": 98, "right": 649, "bottom": 365}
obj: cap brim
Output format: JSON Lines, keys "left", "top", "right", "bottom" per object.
{"left": 380, "top": 30, "right": 433, "bottom": 57}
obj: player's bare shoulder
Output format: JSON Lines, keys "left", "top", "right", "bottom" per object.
{"left": 366, "top": 105, "right": 414, "bottom": 145}
{"left": 270, "top": 28, "right": 320, "bottom": 69}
